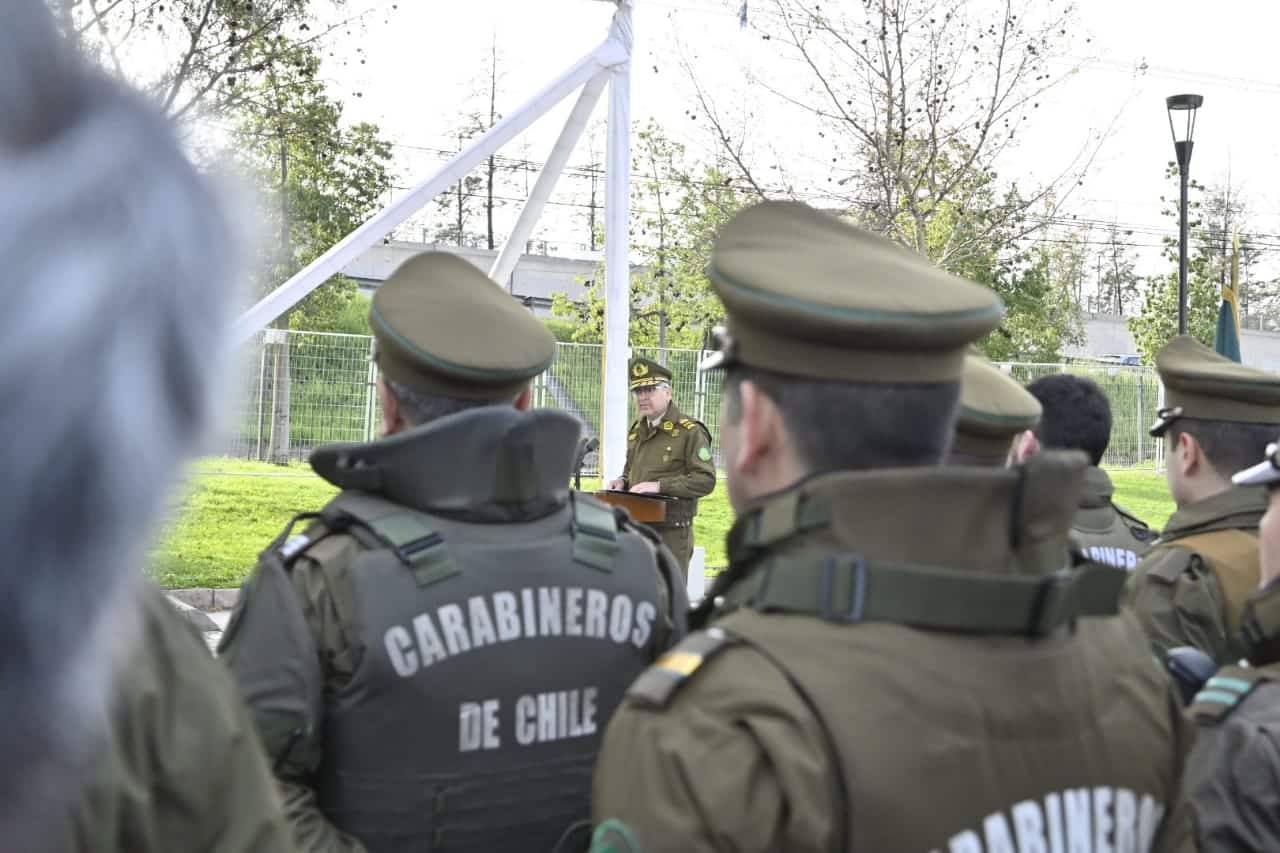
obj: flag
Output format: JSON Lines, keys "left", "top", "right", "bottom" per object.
{"left": 1214, "top": 226, "right": 1242, "bottom": 362}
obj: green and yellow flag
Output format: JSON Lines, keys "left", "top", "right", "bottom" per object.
{"left": 1214, "top": 226, "right": 1242, "bottom": 362}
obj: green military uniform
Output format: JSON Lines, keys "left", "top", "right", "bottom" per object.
{"left": 618, "top": 357, "right": 716, "bottom": 575}
{"left": 62, "top": 582, "right": 294, "bottom": 852}
{"left": 589, "top": 201, "right": 1195, "bottom": 853}
{"left": 1124, "top": 336, "right": 1280, "bottom": 663}
{"left": 948, "top": 353, "right": 1041, "bottom": 466}
{"left": 220, "top": 253, "right": 685, "bottom": 853}
{"left": 1072, "top": 466, "right": 1156, "bottom": 570}
{"left": 1184, "top": 570, "right": 1280, "bottom": 851}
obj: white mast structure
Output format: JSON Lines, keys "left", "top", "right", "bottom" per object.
{"left": 232, "top": 0, "right": 635, "bottom": 481}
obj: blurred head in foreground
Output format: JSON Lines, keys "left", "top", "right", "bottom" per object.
{"left": 0, "top": 1, "right": 240, "bottom": 846}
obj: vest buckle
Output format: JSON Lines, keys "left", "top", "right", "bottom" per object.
{"left": 820, "top": 554, "right": 868, "bottom": 624}
{"left": 1026, "top": 571, "right": 1074, "bottom": 637}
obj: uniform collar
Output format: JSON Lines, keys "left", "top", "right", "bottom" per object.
{"left": 1161, "top": 484, "right": 1267, "bottom": 541}
{"left": 724, "top": 449, "right": 1088, "bottom": 579}
{"left": 1078, "top": 466, "right": 1115, "bottom": 509}
{"left": 641, "top": 403, "right": 682, "bottom": 433}
{"left": 309, "top": 407, "right": 582, "bottom": 522}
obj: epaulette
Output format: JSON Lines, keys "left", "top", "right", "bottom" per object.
{"left": 1115, "top": 504, "right": 1157, "bottom": 543}
{"left": 1143, "top": 545, "right": 1199, "bottom": 584}
{"left": 680, "top": 417, "right": 712, "bottom": 440}
{"left": 625, "top": 628, "right": 736, "bottom": 708}
{"left": 1189, "top": 666, "right": 1268, "bottom": 724}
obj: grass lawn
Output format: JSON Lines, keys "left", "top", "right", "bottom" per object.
{"left": 151, "top": 458, "right": 1177, "bottom": 589}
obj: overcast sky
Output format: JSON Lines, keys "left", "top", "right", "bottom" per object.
{"left": 234, "top": 0, "right": 1280, "bottom": 280}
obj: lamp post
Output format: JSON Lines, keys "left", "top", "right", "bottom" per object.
{"left": 1166, "top": 94, "right": 1203, "bottom": 336}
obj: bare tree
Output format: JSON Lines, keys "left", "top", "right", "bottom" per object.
{"left": 686, "top": 0, "right": 1102, "bottom": 272}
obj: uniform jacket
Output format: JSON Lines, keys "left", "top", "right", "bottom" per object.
{"left": 64, "top": 582, "right": 295, "bottom": 853}
{"left": 1125, "top": 485, "right": 1266, "bottom": 662}
{"left": 1071, "top": 466, "right": 1156, "bottom": 570}
{"left": 1185, "top": 663, "right": 1280, "bottom": 852}
{"left": 621, "top": 403, "right": 715, "bottom": 525}
{"left": 591, "top": 454, "right": 1196, "bottom": 853}
{"left": 220, "top": 407, "right": 686, "bottom": 853}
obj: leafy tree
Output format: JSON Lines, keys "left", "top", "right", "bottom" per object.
{"left": 551, "top": 122, "right": 748, "bottom": 350}
{"left": 1096, "top": 224, "right": 1141, "bottom": 316}
{"left": 227, "top": 36, "right": 392, "bottom": 461}
{"left": 1128, "top": 165, "right": 1220, "bottom": 363}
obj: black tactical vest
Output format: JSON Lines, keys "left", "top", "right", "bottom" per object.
{"left": 306, "top": 408, "right": 675, "bottom": 853}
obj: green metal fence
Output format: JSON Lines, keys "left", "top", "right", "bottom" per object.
{"left": 227, "top": 332, "right": 1164, "bottom": 473}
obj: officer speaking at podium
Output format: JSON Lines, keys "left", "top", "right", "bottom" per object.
{"left": 607, "top": 357, "right": 716, "bottom": 577}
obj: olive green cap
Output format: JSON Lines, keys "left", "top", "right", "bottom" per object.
{"left": 370, "top": 252, "right": 556, "bottom": 401}
{"left": 1149, "top": 335, "right": 1280, "bottom": 437}
{"left": 699, "top": 201, "right": 1005, "bottom": 383}
{"left": 629, "top": 356, "right": 672, "bottom": 391}
{"left": 952, "top": 354, "right": 1042, "bottom": 461}
{"left": 1233, "top": 439, "right": 1280, "bottom": 487}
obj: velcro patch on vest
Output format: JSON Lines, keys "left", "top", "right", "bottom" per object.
{"left": 626, "top": 629, "right": 735, "bottom": 709}
{"left": 1190, "top": 668, "right": 1264, "bottom": 724}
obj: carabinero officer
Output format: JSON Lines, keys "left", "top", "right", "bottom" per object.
{"left": 946, "top": 353, "right": 1042, "bottom": 468}
{"left": 1182, "top": 441, "right": 1280, "bottom": 852}
{"left": 221, "top": 253, "right": 687, "bottom": 853}
{"left": 607, "top": 357, "right": 716, "bottom": 577}
{"left": 1021, "top": 373, "right": 1156, "bottom": 570}
{"left": 588, "top": 201, "right": 1195, "bottom": 853}
{"left": 1125, "top": 336, "right": 1280, "bottom": 662}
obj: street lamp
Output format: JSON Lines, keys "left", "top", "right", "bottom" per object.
{"left": 1166, "top": 93, "right": 1203, "bottom": 336}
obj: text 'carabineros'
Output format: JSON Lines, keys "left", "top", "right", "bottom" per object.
{"left": 383, "top": 587, "right": 657, "bottom": 677}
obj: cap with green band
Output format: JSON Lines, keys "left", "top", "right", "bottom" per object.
{"left": 952, "top": 354, "right": 1042, "bottom": 461}
{"left": 370, "top": 252, "right": 556, "bottom": 401}
{"left": 699, "top": 201, "right": 1005, "bottom": 383}
{"left": 1149, "top": 335, "right": 1280, "bottom": 437}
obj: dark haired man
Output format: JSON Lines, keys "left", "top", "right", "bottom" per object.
{"left": 1023, "top": 373, "right": 1156, "bottom": 569}
{"left": 588, "top": 202, "right": 1193, "bottom": 853}
{"left": 1125, "top": 335, "right": 1280, "bottom": 663}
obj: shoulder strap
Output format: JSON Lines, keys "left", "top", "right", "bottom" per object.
{"left": 1113, "top": 504, "right": 1157, "bottom": 542}
{"left": 678, "top": 416, "right": 712, "bottom": 442}
{"left": 626, "top": 628, "right": 737, "bottom": 708}
{"left": 721, "top": 555, "right": 1126, "bottom": 637}
{"left": 321, "top": 492, "right": 459, "bottom": 588}
{"left": 570, "top": 491, "right": 619, "bottom": 572}
{"left": 1190, "top": 666, "right": 1273, "bottom": 724}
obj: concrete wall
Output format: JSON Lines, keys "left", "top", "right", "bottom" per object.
{"left": 344, "top": 244, "right": 1280, "bottom": 370}
{"left": 344, "top": 241, "right": 616, "bottom": 317}
{"left": 1067, "top": 313, "right": 1280, "bottom": 370}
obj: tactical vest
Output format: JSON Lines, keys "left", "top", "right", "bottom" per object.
{"left": 1166, "top": 529, "right": 1260, "bottom": 637}
{"left": 313, "top": 490, "right": 665, "bottom": 853}
{"left": 1072, "top": 505, "right": 1152, "bottom": 571}
{"left": 704, "top": 559, "right": 1184, "bottom": 853}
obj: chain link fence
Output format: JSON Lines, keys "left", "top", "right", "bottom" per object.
{"left": 225, "top": 331, "right": 1164, "bottom": 472}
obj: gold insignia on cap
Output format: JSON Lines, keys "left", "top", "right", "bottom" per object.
{"left": 633, "top": 362, "right": 649, "bottom": 377}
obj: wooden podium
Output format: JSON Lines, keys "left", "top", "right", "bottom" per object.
{"left": 592, "top": 490, "right": 671, "bottom": 524}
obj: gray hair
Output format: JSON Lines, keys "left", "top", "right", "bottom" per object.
{"left": 0, "top": 2, "right": 240, "bottom": 846}
{"left": 384, "top": 376, "right": 517, "bottom": 427}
